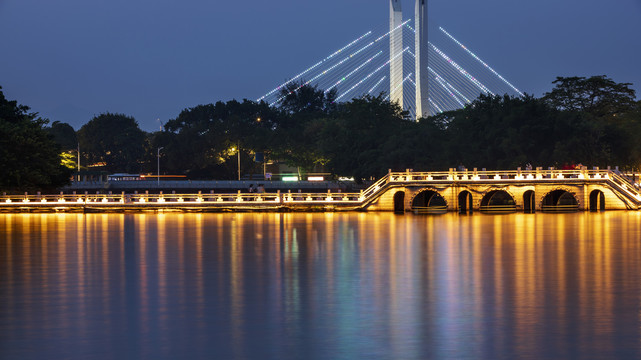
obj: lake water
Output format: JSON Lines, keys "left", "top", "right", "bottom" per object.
{"left": 1, "top": 212, "right": 641, "bottom": 360}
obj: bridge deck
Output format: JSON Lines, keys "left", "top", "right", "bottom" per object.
{"left": 1, "top": 169, "right": 639, "bottom": 212}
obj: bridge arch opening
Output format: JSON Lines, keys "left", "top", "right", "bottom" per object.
{"left": 480, "top": 190, "right": 516, "bottom": 213}
{"left": 542, "top": 190, "right": 579, "bottom": 212}
{"left": 589, "top": 190, "right": 606, "bottom": 211}
{"left": 458, "top": 191, "right": 473, "bottom": 214}
{"left": 393, "top": 191, "right": 405, "bottom": 213}
{"left": 412, "top": 190, "right": 447, "bottom": 214}
{"left": 523, "top": 190, "right": 535, "bottom": 213}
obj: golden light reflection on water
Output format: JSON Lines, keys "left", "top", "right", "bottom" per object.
{"left": 1, "top": 212, "right": 641, "bottom": 359}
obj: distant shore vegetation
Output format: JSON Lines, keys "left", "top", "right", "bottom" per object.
{"left": 1, "top": 75, "right": 640, "bottom": 191}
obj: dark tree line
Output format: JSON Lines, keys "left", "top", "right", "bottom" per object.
{"left": 0, "top": 87, "right": 73, "bottom": 192}
{"left": 1, "top": 75, "right": 639, "bottom": 192}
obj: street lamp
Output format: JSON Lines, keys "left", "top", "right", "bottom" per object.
{"left": 157, "top": 147, "right": 164, "bottom": 186}
{"left": 237, "top": 143, "right": 241, "bottom": 181}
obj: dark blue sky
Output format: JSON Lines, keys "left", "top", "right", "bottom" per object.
{"left": 1, "top": 0, "right": 640, "bottom": 131}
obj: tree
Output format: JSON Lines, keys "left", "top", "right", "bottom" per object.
{"left": 0, "top": 87, "right": 72, "bottom": 192}
{"left": 159, "top": 100, "right": 279, "bottom": 179}
{"left": 544, "top": 75, "right": 637, "bottom": 117}
{"left": 278, "top": 81, "right": 337, "bottom": 117}
{"left": 77, "top": 113, "right": 146, "bottom": 173}
{"left": 316, "top": 94, "right": 408, "bottom": 179}
{"left": 543, "top": 76, "right": 640, "bottom": 169}
{"left": 46, "top": 121, "right": 77, "bottom": 150}
{"left": 273, "top": 83, "right": 337, "bottom": 172}
{"left": 439, "top": 94, "right": 584, "bottom": 169}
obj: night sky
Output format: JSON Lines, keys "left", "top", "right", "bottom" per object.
{"left": 1, "top": 0, "right": 640, "bottom": 131}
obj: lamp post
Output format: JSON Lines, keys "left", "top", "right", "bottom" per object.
{"left": 157, "top": 147, "right": 164, "bottom": 186}
{"left": 237, "top": 143, "right": 241, "bottom": 181}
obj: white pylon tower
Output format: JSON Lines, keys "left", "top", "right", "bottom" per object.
{"left": 389, "top": 0, "right": 404, "bottom": 109}
{"left": 389, "top": 0, "right": 429, "bottom": 120}
{"left": 414, "top": 0, "right": 429, "bottom": 120}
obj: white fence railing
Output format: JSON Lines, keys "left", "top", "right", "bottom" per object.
{"left": 2, "top": 169, "right": 640, "bottom": 208}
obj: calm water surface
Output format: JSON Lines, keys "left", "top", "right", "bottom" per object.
{"left": 1, "top": 212, "right": 641, "bottom": 359}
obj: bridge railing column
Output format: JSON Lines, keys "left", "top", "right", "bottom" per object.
{"left": 580, "top": 166, "right": 588, "bottom": 179}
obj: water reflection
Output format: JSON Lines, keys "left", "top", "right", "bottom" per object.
{"left": 1, "top": 212, "right": 641, "bottom": 359}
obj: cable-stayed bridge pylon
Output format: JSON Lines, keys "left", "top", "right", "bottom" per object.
{"left": 258, "top": 0, "right": 523, "bottom": 120}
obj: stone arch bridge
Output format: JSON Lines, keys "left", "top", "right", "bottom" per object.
{"left": 364, "top": 168, "right": 641, "bottom": 213}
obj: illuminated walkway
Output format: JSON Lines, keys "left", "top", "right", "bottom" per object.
{"left": 2, "top": 168, "right": 640, "bottom": 213}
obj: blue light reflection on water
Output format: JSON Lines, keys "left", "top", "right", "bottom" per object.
{"left": 1, "top": 212, "right": 641, "bottom": 359}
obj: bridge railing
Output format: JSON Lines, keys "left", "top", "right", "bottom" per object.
{"left": 0, "top": 190, "right": 365, "bottom": 206}
{"left": 360, "top": 174, "right": 393, "bottom": 201}
{"left": 383, "top": 168, "right": 641, "bottom": 206}
{"left": 387, "top": 169, "right": 626, "bottom": 182}
{"left": 2, "top": 168, "right": 640, "bottom": 208}
{"left": 607, "top": 173, "right": 641, "bottom": 203}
